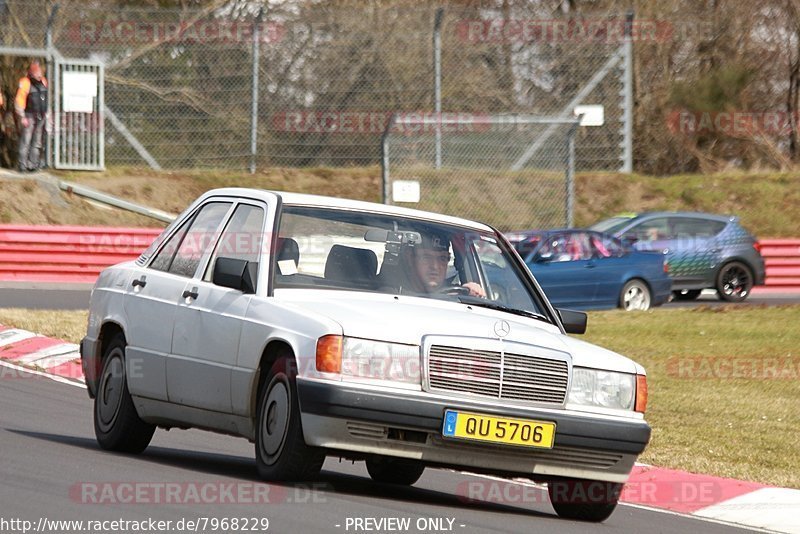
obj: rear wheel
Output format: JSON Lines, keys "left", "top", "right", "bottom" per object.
{"left": 255, "top": 355, "right": 325, "bottom": 481}
{"left": 716, "top": 261, "right": 753, "bottom": 302}
{"left": 93, "top": 333, "right": 155, "bottom": 453}
{"left": 619, "top": 279, "right": 651, "bottom": 311}
{"left": 673, "top": 289, "right": 702, "bottom": 301}
{"left": 548, "top": 478, "right": 623, "bottom": 522}
{"left": 366, "top": 456, "right": 425, "bottom": 486}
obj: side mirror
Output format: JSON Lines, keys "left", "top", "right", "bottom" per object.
{"left": 557, "top": 308, "right": 587, "bottom": 335}
{"left": 536, "top": 252, "right": 554, "bottom": 263}
{"left": 213, "top": 257, "right": 257, "bottom": 294}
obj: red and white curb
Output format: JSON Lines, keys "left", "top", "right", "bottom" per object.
{"left": 2, "top": 323, "right": 799, "bottom": 532}
{"left": 0, "top": 324, "right": 84, "bottom": 382}
{"left": 623, "top": 464, "right": 800, "bottom": 533}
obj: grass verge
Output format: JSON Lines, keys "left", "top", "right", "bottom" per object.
{"left": 584, "top": 305, "right": 800, "bottom": 488}
{"left": 0, "top": 304, "right": 797, "bottom": 488}
{"left": 0, "top": 166, "right": 788, "bottom": 236}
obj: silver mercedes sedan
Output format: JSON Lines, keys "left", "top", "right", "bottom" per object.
{"left": 81, "top": 188, "right": 650, "bottom": 522}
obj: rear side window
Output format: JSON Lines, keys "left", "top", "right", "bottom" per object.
{"left": 149, "top": 219, "right": 191, "bottom": 272}
{"left": 624, "top": 218, "right": 670, "bottom": 243}
{"left": 149, "top": 202, "right": 232, "bottom": 277}
{"left": 539, "top": 233, "right": 592, "bottom": 262}
{"left": 591, "top": 234, "right": 624, "bottom": 258}
{"left": 670, "top": 217, "right": 726, "bottom": 238}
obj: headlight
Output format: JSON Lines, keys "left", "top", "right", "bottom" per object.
{"left": 341, "top": 338, "right": 420, "bottom": 386}
{"left": 568, "top": 368, "right": 635, "bottom": 411}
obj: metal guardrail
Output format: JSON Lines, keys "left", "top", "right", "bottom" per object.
{"left": 0, "top": 225, "right": 161, "bottom": 283}
{"left": 1, "top": 226, "right": 798, "bottom": 289}
{"left": 58, "top": 181, "right": 177, "bottom": 223}
{"left": 759, "top": 239, "right": 800, "bottom": 289}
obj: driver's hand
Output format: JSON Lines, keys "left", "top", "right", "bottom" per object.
{"left": 462, "top": 282, "right": 486, "bottom": 298}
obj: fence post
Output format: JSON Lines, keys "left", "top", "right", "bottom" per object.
{"left": 566, "top": 122, "right": 579, "bottom": 227}
{"left": 433, "top": 8, "right": 444, "bottom": 169}
{"left": 381, "top": 113, "right": 397, "bottom": 204}
{"left": 45, "top": 3, "right": 60, "bottom": 169}
{"left": 620, "top": 10, "right": 634, "bottom": 173}
{"left": 249, "top": 9, "right": 264, "bottom": 174}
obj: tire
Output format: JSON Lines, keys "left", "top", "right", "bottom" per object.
{"left": 716, "top": 261, "right": 753, "bottom": 302}
{"left": 255, "top": 355, "right": 325, "bottom": 481}
{"left": 93, "top": 333, "right": 155, "bottom": 453}
{"left": 673, "top": 289, "right": 702, "bottom": 301}
{"left": 619, "top": 279, "right": 651, "bottom": 311}
{"left": 366, "top": 456, "right": 425, "bottom": 486}
{"left": 548, "top": 478, "right": 623, "bottom": 522}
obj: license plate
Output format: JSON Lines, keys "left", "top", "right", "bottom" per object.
{"left": 442, "top": 410, "right": 555, "bottom": 449}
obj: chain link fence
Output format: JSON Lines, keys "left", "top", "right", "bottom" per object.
{"left": 1, "top": 1, "right": 629, "bottom": 169}
{"left": 383, "top": 114, "right": 580, "bottom": 230}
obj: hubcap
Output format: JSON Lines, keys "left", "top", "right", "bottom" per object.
{"left": 97, "top": 350, "right": 124, "bottom": 431}
{"left": 722, "top": 266, "right": 750, "bottom": 297}
{"left": 624, "top": 285, "right": 650, "bottom": 311}
{"left": 260, "top": 378, "right": 290, "bottom": 464}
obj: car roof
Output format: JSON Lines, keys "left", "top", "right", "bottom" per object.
{"left": 197, "top": 188, "right": 494, "bottom": 232}
{"left": 507, "top": 228, "right": 609, "bottom": 238}
{"left": 624, "top": 211, "right": 736, "bottom": 223}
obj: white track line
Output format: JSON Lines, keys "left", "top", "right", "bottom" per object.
{"left": 0, "top": 359, "right": 86, "bottom": 388}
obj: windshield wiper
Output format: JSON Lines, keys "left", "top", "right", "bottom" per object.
{"left": 457, "top": 296, "right": 551, "bottom": 323}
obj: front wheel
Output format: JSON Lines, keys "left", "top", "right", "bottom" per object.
{"left": 93, "top": 333, "right": 155, "bottom": 453}
{"left": 255, "top": 355, "right": 325, "bottom": 481}
{"left": 619, "top": 279, "right": 651, "bottom": 311}
{"left": 366, "top": 456, "right": 425, "bottom": 486}
{"left": 716, "top": 261, "right": 753, "bottom": 302}
{"left": 548, "top": 478, "right": 623, "bottom": 522}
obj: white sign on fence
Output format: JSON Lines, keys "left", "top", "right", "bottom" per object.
{"left": 392, "top": 180, "right": 421, "bottom": 203}
{"left": 63, "top": 71, "right": 98, "bottom": 113}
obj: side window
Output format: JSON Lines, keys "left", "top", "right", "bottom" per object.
{"left": 168, "top": 202, "right": 232, "bottom": 278}
{"left": 591, "top": 233, "right": 624, "bottom": 258}
{"left": 538, "top": 234, "right": 570, "bottom": 262}
{"left": 149, "top": 219, "right": 192, "bottom": 273}
{"left": 625, "top": 218, "right": 670, "bottom": 243}
{"left": 204, "top": 204, "right": 266, "bottom": 285}
{"left": 671, "top": 217, "right": 725, "bottom": 238}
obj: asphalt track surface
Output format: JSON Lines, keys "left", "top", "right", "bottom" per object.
{"left": 0, "top": 285, "right": 798, "bottom": 311}
{"left": 0, "top": 371, "right": 757, "bottom": 534}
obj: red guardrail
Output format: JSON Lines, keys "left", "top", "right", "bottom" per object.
{"left": 1, "top": 226, "right": 799, "bottom": 290}
{"left": 759, "top": 238, "right": 800, "bottom": 290}
{"left": 0, "top": 225, "right": 162, "bottom": 283}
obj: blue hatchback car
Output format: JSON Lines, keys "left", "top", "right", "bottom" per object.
{"left": 591, "top": 212, "right": 766, "bottom": 302}
{"left": 506, "top": 229, "right": 672, "bottom": 311}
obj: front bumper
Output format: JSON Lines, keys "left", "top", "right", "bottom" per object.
{"left": 80, "top": 336, "right": 100, "bottom": 398}
{"left": 297, "top": 378, "right": 650, "bottom": 483}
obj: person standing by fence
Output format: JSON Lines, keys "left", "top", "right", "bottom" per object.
{"left": 14, "top": 61, "right": 48, "bottom": 173}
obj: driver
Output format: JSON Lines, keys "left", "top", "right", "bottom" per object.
{"left": 404, "top": 231, "right": 486, "bottom": 298}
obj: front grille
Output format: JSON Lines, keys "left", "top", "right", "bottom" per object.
{"left": 427, "top": 345, "right": 568, "bottom": 405}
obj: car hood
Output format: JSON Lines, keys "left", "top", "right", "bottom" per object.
{"left": 276, "top": 289, "right": 642, "bottom": 374}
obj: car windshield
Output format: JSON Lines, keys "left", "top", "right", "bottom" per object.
{"left": 590, "top": 217, "right": 634, "bottom": 234}
{"left": 274, "top": 206, "right": 548, "bottom": 318}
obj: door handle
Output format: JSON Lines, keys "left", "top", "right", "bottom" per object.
{"left": 585, "top": 262, "right": 595, "bottom": 268}
{"left": 131, "top": 276, "right": 147, "bottom": 288}
{"left": 182, "top": 287, "right": 199, "bottom": 300}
